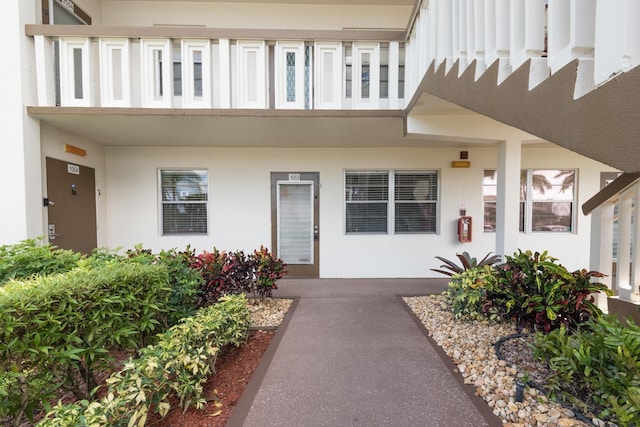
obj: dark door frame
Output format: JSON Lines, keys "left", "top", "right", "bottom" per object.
{"left": 270, "top": 172, "right": 320, "bottom": 278}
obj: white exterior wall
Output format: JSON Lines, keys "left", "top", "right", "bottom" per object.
{"left": 40, "top": 125, "right": 108, "bottom": 247}
{"left": 0, "top": 0, "right": 43, "bottom": 245}
{"left": 73, "top": 0, "right": 103, "bottom": 24}
{"left": 105, "top": 145, "right": 613, "bottom": 278}
{"left": 101, "top": 1, "right": 411, "bottom": 30}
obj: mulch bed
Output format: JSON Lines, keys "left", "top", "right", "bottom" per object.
{"left": 147, "top": 329, "right": 274, "bottom": 427}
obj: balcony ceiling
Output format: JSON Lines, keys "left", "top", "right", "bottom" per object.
{"left": 30, "top": 108, "right": 418, "bottom": 148}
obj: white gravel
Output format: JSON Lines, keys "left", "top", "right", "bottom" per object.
{"left": 247, "top": 298, "right": 293, "bottom": 328}
{"left": 404, "top": 294, "right": 600, "bottom": 427}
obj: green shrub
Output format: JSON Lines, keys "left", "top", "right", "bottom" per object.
{"left": 0, "top": 238, "right": 83, "bottom": 284}
{"left": 85, "top": 245, "right": 203, "bottom": 327}
{"left": 534, "top": 315, "right": 640, "bottom": 426}
{"left": 431, "top": 251, "right": 501, "bottom": 277}
{"left": 0, "top": 263, "right": 171, "bottom": 424}
{"left": 249, "top": 245, "right": 286, "bottom": 299}
{"left": 484, "top": 250, "right": 611, "bottom": 333}
{"left": 123, "top": 245, "right": 202, "bottom": 326}
{"left": 38, "top": 294, "right": 251, "bottom": 427}
{"left": 444, "top": 266, "right": 496, "bottom": 320}
{"left": 191, "top": 246, "right": 285, "bottom": 305}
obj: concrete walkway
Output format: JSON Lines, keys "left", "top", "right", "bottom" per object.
{"left": 227, "top": 279, "right": 502, "bottom": 427}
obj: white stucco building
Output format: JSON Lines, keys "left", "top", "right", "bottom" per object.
{"left": 3, "top": 1, "right": 640, "bottom": 312}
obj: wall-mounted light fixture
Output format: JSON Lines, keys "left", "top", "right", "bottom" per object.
{"left": 64, "top": 144, "right": 87, "bottom": 157}
{"left": 451, "top": 151, "right": 470, "bottom": 168}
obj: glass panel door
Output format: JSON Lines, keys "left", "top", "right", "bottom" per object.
{"left": 277, "top": 182, "right": 314, "bottom": 264}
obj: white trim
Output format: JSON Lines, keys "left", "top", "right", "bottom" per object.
{"left": 99, "top": 38, "right": 131, "bottom": 107}
{"left": 181, "top": 39, "right": 212, "bottom": 108}
{"left": 34, "top": 35, "right": 56, "bottom": 106}
{"left": 140, "top": 39, "right": 173, "bottom": 108}
{"left": 275, "top": 41, "right": 305, "bottom": 109}
{"left": 632, "top": 183, "right": 640, "bottom": 296}
{"left": 236, "top": 40, "right": 267, "bottom": 108}
{"left": 388, "top": 41, "right": 400, "bottom": 109}
{"left": 314, "top": 42, "right": 343, "bottom": 109}
{"left": 352, "top": 43, "right": 380, "bottom": 109}
{"left": 59, "top": 37, "right": 93, "bottom": 106}
{"left": 218, "top": 39, "right": 231, "bottom": 108}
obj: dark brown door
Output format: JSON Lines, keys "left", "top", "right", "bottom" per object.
{"left": 45, "top": 157, "right": 97, "bottom": 255}
{"left": 271, "top": 172, "right": 319, "bottom": 278}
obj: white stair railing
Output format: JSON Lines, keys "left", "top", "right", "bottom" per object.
{"left": 407, "top": 0, "right": 640, "bottom": 99}
{"left": 596, "top": 180, "right": 640, "bottom": 303}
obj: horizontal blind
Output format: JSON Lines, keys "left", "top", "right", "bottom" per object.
{"left": 278, "top": 183, "right": 313, "bottom": 264}
{"left": 345, "top": 171, "right": 388, "bottom": 233}
{"left": 394, "top": 171, "right": 437, "bottom": 233}
{"left": 160, "top": 170, "right": 208, "bottom": 235}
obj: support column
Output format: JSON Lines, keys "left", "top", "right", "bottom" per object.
{"left": 495, "top": 139, "right": 521, "bottom": 259}
{"left": 0, "top": 0, "right": 43, "bottom": 245}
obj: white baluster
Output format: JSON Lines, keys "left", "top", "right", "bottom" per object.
{"left": 314, "top": 42, "right": 343, "bottom": 109}
{"left": 275, "top": 41, "right": 305, "bottom": 109}
{"left": 181, "top": 40, "right": 212, "bottom": 109}
{"left": 236, "top": 40, "right": 267, "bottom": 109}
{"left": 99, "top": 38, "right": 131, "bottom": 107}
{"left": 59, "top": 37, "right": 93, "bottom": 107}
{"left": 352, "top": 43, "right": 379, "bottom": 109}
{"left": 547, "top": 0, "right": 595, "bottom": 74}
{"left": 140, "top": 39, "right": 172, "bottom": 108}
{"left": 34, "top": 35, "right": 56, "bottom": 106}
{"left": 218, "top": 39, "right": 231, "bottom": 108}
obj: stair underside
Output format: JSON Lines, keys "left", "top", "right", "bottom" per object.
{"left": 413, "top": 58, "right": 640, "bottom": 173}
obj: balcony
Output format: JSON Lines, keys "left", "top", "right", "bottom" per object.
{"left": 26, "top": 25, "right": 406, "bottom": 111}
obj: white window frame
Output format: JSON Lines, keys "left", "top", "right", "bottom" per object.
{"left": 158, "top": 169, "right": 209, "bottom": 236}
{"left": 483, "top": 168, "right": 577, "bottom": 233}
{"left": 344, "top": 169, "right": 439, "bottom": 235}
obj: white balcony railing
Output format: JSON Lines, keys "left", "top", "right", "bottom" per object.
{"left": 27, "top": 26, "right": 406, "bottom": 110}
{"left": 405, "top": 0, "right": 640, "bottom": 99}
{"left": 28, "top": 1, "right": 639, "bottom": 112}
{"left": 602, "top": 181, "right": 640, "bottom": 302}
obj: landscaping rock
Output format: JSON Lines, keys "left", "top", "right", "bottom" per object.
{"left": 404, "top": 295, "right": 591, "bottom": 427}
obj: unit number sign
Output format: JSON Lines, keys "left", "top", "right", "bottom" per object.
{"left": 67, "top": 164, "right": 80, "bottom": 175}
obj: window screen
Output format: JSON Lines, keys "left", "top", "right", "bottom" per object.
{"left": 345, "top": 171, "right": 388, "bottom": 233}
{"left": 345, "top": 170, "right": 439, "bottom": 234}
{"left": 160, "top": 170, "right": 208, "bottom": 235}
{"left": 394, "top": 171, "right": 438, "bottom": 233}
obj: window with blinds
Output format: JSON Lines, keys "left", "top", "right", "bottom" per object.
{"left": 394, "top": 171, "right": 438, "bottom": 233}
{"left": 345, "top": 170, "right": 438, "bottom": 234}
{"left": 160, "top": 169, "right": 208, "bottom": 235}
{"left": 345, "top": 171, "right": 389, "bottom": 233}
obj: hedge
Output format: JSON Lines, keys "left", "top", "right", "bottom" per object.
{"left": 37, "top": 294, "right": 251, "bottom": 427}
{"left": 0, "top": 263, "right": 171, "bottom": 424}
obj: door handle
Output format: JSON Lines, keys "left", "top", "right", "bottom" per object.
{"left": 48, "top": 224, "right": 61, "bottom": 240}
{"left": 314, "top": 225, "right": 319, "bottom": 240}
{"left": 44, "top": 198, "right": 55, "bottom": 207}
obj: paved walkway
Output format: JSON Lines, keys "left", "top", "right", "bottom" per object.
{"left": 227, "top": 279, "right": 502, "bottom": 427}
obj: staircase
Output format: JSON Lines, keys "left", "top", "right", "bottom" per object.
{"left": 405, "top": 0, "right": 640, "bottom": 173}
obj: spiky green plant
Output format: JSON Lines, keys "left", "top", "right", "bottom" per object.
{"left": 431, "top": 251, "right": 501, "bottom": 277}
